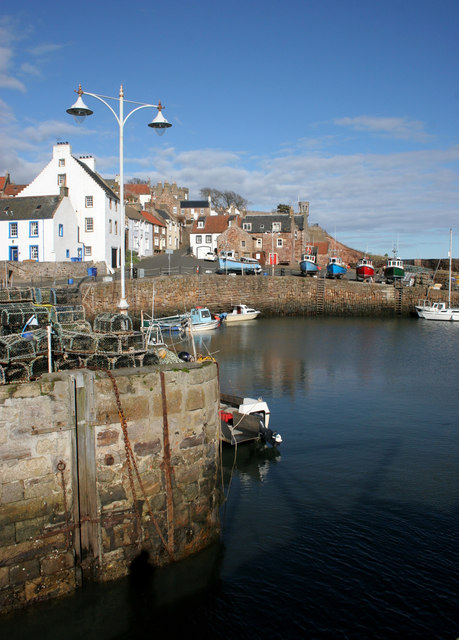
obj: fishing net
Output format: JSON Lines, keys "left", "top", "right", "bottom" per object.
{"left": 93, "top": 313, "right": 133, "bottom": 333}
{"left": 0, "top": 304, "right": 50, "bottom": 331}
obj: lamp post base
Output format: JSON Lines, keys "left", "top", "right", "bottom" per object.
{"left": 118, "top": 298, "right": 129, "bottom": 315}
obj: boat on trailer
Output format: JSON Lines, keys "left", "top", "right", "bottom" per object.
{"left": 326, "top": 255, "right": 347, "bottom": 279}
{"left": 219, "top": 393, "right": 282, "bottom": 446}
{"left": 299, "top": 250, "right": 319, "bottom": 276}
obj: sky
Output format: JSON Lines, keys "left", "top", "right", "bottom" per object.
{"left": 1, "top": 0, "right": 458, "bottom": 258}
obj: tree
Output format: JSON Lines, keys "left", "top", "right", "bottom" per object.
{"left": 200, "top": 188, "right": 248, "bottom": 212}
{"left": 276, "top": 204, "right": 291, "bottom": 214}
{"left": 128, "top": 178, "right": 149, "bottom": 184}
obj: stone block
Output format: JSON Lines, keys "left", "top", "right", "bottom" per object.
{"left": 0, "top": 523, "right": 15, "bottom": 546}
{"left": 10, "top": 559, "right": 40, "bottom": 585}
{"left": 24, "top": 569, "right": 76, "bottom": 602}
{"left": 185, "top": 387, "right": 204, "bottom": 412}
{"left": 133, "top": 439, "right": 161, "bottom": 457}
{"left": 97, "top": 428, "right": 119, "bottom": 447}
{"left": 40, "top": 551, "right": 74, "bottom": 576}
{"left": 15, "top": 517, "right": 47, "bottom": 543}
{"left": 1, "top": 480, "right": 24, "bottom": 503}
{"left": 0, "top": 566, "right": 8, "bottom": 588}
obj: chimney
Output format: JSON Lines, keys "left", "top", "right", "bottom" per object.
{"left": 79, "top": 155, "right": 96, "bottom": 172}
{"left": 60, "top": 185, "right": 69, "bottom": 197}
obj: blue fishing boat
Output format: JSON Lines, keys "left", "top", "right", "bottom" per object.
{"left": 326, "top": 255, "right": 347, "bottom": 279}
{"left": 218, "top": 251, "right": 262, "bottom": 275}
{"left": 299, "top": 250, "right": 319, "bottom": 276}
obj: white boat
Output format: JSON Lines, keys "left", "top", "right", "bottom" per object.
{"left": 224, "top": 304, "right": 261, "bottom": 323}
{"left": 219, "top": 393, "right": 282, "bottom": 446}
{"left": 415, "top": 230, "right": 459, "bottom": 321}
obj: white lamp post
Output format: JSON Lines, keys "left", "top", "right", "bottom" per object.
{"left": 67, "top": 84, "right": 172, "bottom": 313}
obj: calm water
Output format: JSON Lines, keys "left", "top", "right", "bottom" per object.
{"left": 2, "top": 318, "right": 458, "bottom": 639}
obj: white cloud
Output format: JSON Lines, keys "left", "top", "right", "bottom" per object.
{"left": 334, "top": 115, "right": 432, "bottom": 142}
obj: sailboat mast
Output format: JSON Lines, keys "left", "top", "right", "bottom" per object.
{"left": 448, "top": 229, "right": 452, "bottom": 307}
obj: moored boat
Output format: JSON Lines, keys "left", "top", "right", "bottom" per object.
{"left": 356, "top": 256, "right": 375, "bottom": 281}
{"left": 224, "top": 304, "right": 261, "bottom": 323}
{"left": 143, "top": 307, "right": 223, "bottom": 334}
{"left": 384, "top": 254, "right": 404, "bottom": 283}
{"left": 326, "top": 255, "right": 347, "bottom": 279}
{"left": 218, "top": 251, "right": 262, "bottom": 275}
{"left": 299, "top": 250, "right": 319, "bottom": 276}
{"left": 219, "top": 392, "right": 282, "bottom": 446}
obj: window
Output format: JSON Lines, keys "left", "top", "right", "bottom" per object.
{"left": 196, "top": 235, "right": 202, "bottom": 244}
{"left": 154, "top": 237, "right": 159, "bottom": 246}
{"left": 29, "top": 221, "right": 39, "bottom": 237}
{"left": 200, "top": 209, "right": 204, "bottom": 214}
{"left": 272, "top": 222, "right": 281, "bottom": 232}
{"left": 9, "top": 222, "right": 18, "bottom": 238}
{"left": 256, "top": 238, "right": 262, "bottom": 248}
{"left": 66, "top": 249, "right": 70, "bottom": 258}
{"left": 109, "top": 199, "right": 112, "bottom": 209}
{"left": 85, "top": 246, "right": 92, "bottom": 256}
{"left": 85, "top": 196, "right": 93, "bottom": 208}
{"left": 205, "top": 235, "right": 212, "bottom": 243}
{"left": 115, "top": 221, "right": 118, "bottom": 235}
{"left": 57, "top": 174, "right": 66, "bottom": 186}
{"left": 58, "top": 159, "right": 65, "bottom": 167}
{"left": 85, "top": 218, "right": 94, "bottom": 232}
{"left": 58, "top": 224, "right": 63, "bottom": 237}
{"left": 243, "top": 223, "right": 252, "bottom": 231}
{"left": 30, "top": 245, "right": 39, "bottom": 260}
{"left": 198, "top": 221, "right": 204, "bottom": 228}
{"left": 154, "top": 225, "right": 159, "bottom": 233}
{"left": 241, "top": 241, "right": 246, "bottom": 248}
{"left": 173, "top": 206, "right": 177, "bottom": 214}
{"left": 109, "top": 219, "right": 112, "bottom": 233}
{"left": 277, "top": 238, "right": 283, "bottom": 248}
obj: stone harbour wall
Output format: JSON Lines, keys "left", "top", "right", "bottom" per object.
{"left": 78, "top": 274, "right": 458, "bottom": 321}
{"left": 0, "top": 362, "right": 221, "bottom": 614}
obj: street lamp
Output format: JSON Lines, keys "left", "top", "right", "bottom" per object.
{"left": 67, "top": 84, "right": 172, "bottom": 313}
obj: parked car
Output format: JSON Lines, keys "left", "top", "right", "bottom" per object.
{"left": 204, "top": 252, "right": 217, "bottom": 262}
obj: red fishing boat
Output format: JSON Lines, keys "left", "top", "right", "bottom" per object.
{"left": 356, "top": 256, "right": 375, "bottom": 281}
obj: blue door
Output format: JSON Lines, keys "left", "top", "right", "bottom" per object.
{"left": 9, "top": 247, "right": 18, "bottom": 261}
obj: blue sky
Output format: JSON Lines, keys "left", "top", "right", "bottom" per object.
{"left": 1, "top": 0, "right": 458, "bottom": 258}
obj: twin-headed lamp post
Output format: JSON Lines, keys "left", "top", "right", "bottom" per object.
{"left": 67, "top": 84, "right": 172, "bottom": 313}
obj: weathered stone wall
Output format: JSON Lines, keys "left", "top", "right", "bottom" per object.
{"left": 1, "top": 261, "right": 108, "bottom": 286}
{"left": 78, "top": 274, "right": 459, "bottom": 322}
{"left": 0, "top": 362, "right": 221, "bottom": 613}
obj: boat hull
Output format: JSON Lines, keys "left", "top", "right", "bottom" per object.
{"left": 356, "top": 264, "right": 375, "bottom": 281}
{"left": 326, "top": 263, "right": 347, "bottom": 278}
{"left": 224, "top": 311, "right": 260, "bottom": 323}
{"left": 415, "top": 301, "right": 459, "bottom": 321}
{"left": 299, "top": 260, "right": 318, "bottom": 275}
{"left": 384, "top": 266, "right": 404, "bottom": 281}
{"left": 218, "top": 257, "right": 261, "bottom": 274}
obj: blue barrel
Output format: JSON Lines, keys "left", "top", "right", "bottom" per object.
{"left": 68, "top": 278, "right": 74, "bottom": 285}
{"left": 87, "top": 267, "right": 97, "bottom": 277}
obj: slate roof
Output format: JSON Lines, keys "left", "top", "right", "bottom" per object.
{"left": 180, "top": 200, "right": 209, "bottom": 208}
{"left": 125, "top": 205, "right": 143, "bottom": 221}
{"left": 0, "top": 195, "right": 62, "bottom": 220}
{"left": 242, "top": 214, "right": 305, "bottom": 233}
{"left": 74, "top": 158, "right": 119, "bottom": 202}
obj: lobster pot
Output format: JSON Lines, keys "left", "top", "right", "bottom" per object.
{"left": 29, "top": 356, "right": 49, "bottom": 379}
{"left": 96, "top": 334, "right": 121, "bottom": 355}
{"left": 0, "top": 305, "right": 50, "bottom": 331}
{"left": 36, "top": 289, "right": 53, "bottom": 305}
{"left": 0, "top": 365, "right": 6, "bottom": 385}
{"left": 5, "top": 362, "right": 29, "bottom": 383}
{"left": 53, "top": 321, "right": 93, "bottom": 335}
{"left": 85, "top": 354, "right": 111, "bottom": 370}
{"left": 0, "top": 334, "right": 36, "bottom": 363}
{"left": 94, "top": 313, "right": 133, "bottom": 334}
{"left": 60, "top": 331, "right": 97, "bottom": 354}
{"left": 113, "top": 354, "right": 136, "bottom": 369}
{"left": 119, "top": 332, "right": 145, "bottom": 354}
{"left": 142, "top": 351, "right": 160, "bottom": 366}
{"left": 49, "top": 288, "right": 82, "bottom": 306}
{"left": 50, "top": 305, "right": 86, "bottom": 325}
{"left": 54, "top": 355, "right": 83, "bottom": 371}
{"left": 0, "top": 288, "right": 34, "bottom": 303}
{"left": 33, "top": 329, "right": 62, "bottom": 356}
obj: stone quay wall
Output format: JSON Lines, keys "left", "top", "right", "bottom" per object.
{"left": 0, "top": 362, "right": 221, "bottom": 614}
{"left": 0, "top": 261, "right": 108, "bottom": 287}
{"left": 78, "top": 274, "right": 458, "bottom": 322}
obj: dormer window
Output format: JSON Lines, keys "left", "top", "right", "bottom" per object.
{"left": 272, "top": 222, "right": 281, "bottom": 232}
{"left": 197, "top": 220, "right": 204, "bottom": 228}
{"left": 243, "top": 223, "right": 252, "bottom": 231}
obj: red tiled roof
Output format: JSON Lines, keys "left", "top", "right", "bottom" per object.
{"left": 125, "top": 184, "right": 150, "bottom": 195}
{"left": 5, "top": 184, "right": 26, "bottom": 196}
{"left": 190, "top": 215, "right": 230, "bottom": 233}
{"left": 141, "top": 210, "right": 165, "bottom": 226}
{"left": 0, "top": 177, "right": 7, "bottom": 190}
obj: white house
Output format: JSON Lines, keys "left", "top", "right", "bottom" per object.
{"left": 0, "top": 190, "right": 79, "bottom": 262}
{"left": 190, "top": 215, "right": 231, "bottom": 259}
{"left": 19, "top": 142, "right": 121, "bottom": 269}
{"left": 126, "top": 206, "right": 153, "bottom": 257}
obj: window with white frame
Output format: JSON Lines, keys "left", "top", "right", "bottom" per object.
{"left": 29, "top": 221, "right": 39, "bottom": 237}
{"left": 256, "top": 238, "right": 262, "bottom": 248}
{"left": 154, "top": 225, "right": 159, "bottom": 233}
{"left": 154, "top": 237, "right": 159, "bottom": 246}
{"left": 205, "top": 235, "right": 211, "bottom": 243}
{"left": 198, "top": 221, "right": 204, "bottom": 228}
{"left": 58, "top": 224, "right": 63, "bottom": 237}
{"left": 9, "top": 222, "right": 18, "bottom": 238}
{"left": 272, "top": 222, "right": 281, "bottom": 232}
{"left": 58, "top": 174, "right": 66, "bottom": 186}
{"left": 85, "top": 246, "right": 92, "bottom": 256}
{"left": 58, "top": 158, "right": 65, "bottom": 167}
{"left": 196, "top": 235, "right": 202, "bottom": 244}
{"left": 30, "top": 245, "right": 39, "bottom": 260}
{"left": 243, "top": 223, "right": 252, "bottom": 231}
{"left": 85, "top": 218, "right": 94, "bottom": 232}
{"left": 85, "top": 196, "right": 93, "bottom": 208}
{"left": 277, "top": 238, "right": 283, "bottom": 248}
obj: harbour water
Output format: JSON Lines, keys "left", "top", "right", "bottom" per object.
{"left": 1, "top": 317, "right": 458, "bottom": 639}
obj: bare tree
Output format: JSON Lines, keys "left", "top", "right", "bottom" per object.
{"left": 128, "top": 178, "right": 150, "bottom": 184}
{"left": 200, "top": 188, "right": 248, "bottom": 212}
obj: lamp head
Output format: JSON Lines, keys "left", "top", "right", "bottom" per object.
{"left": 148, "top": 101, "right": 172, "bottom": 136}
{"left": 66, "top": 85, "right": 93, "bottom": 122}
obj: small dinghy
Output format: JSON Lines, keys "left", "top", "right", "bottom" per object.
{"left": 219, "top": 392, "right": 282, "bottom": 446}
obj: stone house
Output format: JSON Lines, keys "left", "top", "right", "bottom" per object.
{"left": 0, "top": 189, "right": 79, "bottom": 262}
{"left": 217, "top": 223, "right": 259, "bottom": 261}
{"left": 155, "top": 208, "right": 181, "bottom": 251}
{"left": 241, "top": 210, "right": 307, "bottom": 265}
{"left": 19, "top": 142, "right": 121, "bottom": 269}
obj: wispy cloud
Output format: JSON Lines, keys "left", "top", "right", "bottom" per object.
{"left": 334, "top": 115, "right": 432, "bottom": 142}
{"left": 27, "top": 43, "right": 64, "bottom": 56}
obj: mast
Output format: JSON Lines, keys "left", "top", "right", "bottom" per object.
{"left": 448, "top": 228, "right": 452, "bottom": 307}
